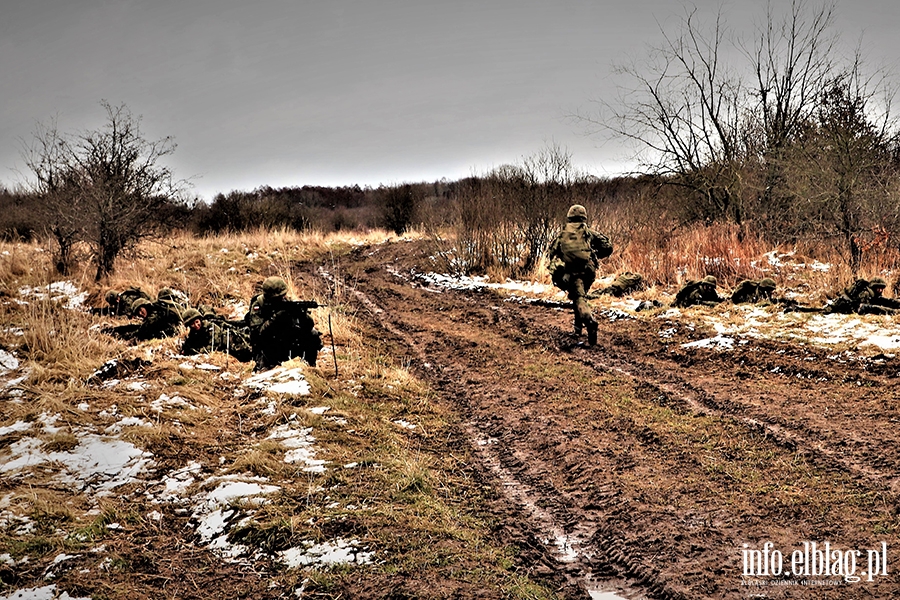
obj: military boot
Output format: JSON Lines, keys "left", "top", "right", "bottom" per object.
{"left": 573, "top": 319, "right": 583, "bottom": 336}
{"left": 586, "top": 320, "right": 598, "bottom": 347}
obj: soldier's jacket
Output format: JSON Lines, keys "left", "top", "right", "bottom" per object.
{"left": 731, "top": 280, "right": 772, "bottom": 304}
{"left": 245, "top": 294, "right": 323, "bottom": 369}
{"left": 547, "top": 223, "right": 613, "bottom": 290}
{"left": 673, "top": 281, "right": 724, "bottom": 308}
{"left": 133, "top": 301, "right": 183, "bottom": 341}
{"left": 182, "top": 318, "right": 253, "bottom": 362}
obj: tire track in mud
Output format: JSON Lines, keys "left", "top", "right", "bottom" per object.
{"left": 322, "top": 241, "right": 900, "bottom": 599}
{"left": 322, "top": 263, "right": 674, "bottom": 599}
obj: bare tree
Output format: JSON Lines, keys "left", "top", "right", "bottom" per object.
{"left": 589, "top": 1, "right": 845, "bottom": 231}
{"left": 784, "top": 65, "right": 900, "bottom": 271}
{"left": 23, "top": 102, "right": 186, "bottom": 280}
{"left": 595, "top": 6, "right": 750, "bottom": 224}
{"left": 748, "top": 0, "right": 838, "bottom": 215}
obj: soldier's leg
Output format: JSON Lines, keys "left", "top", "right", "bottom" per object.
{"left": 571, "top": 276, "right": 597, "bottom": 345}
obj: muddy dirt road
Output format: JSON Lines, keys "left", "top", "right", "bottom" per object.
{"left": 338, "top": 240, "right": 900, "bottom": 599}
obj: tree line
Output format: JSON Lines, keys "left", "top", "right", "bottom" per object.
{"left": 5, "top": 2, "right": 900, "bottom": 282}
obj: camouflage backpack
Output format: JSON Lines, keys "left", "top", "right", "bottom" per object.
{"left": 210, "top": 319, "right": 254, "bottom": 362}
{"left": 559, "top": 222, "right": 592, "bottom": 266}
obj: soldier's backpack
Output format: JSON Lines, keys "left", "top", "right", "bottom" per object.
{"left": 209, "top": 319, "right": 254, "bottom": 362}
{"left": 559, "top": 222, "right": 592, "bottom": 266}
{"left": 731, "top": 280, "right": 758, "bottom": 303}
{"left": 591, "top": 233, "right": 614, "bottom": 260}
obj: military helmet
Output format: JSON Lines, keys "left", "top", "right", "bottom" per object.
{"left": 105, "top": 290, "right": 119, "bottom": 305}
{"left": 870, "top": 276, "right": 887, "bottom": 289}
{"left": 182, "top": 308, "right": 202, "bottom": 325}
{"left": 157, "top": 288, "right": 177, "bottom": 302}
{"left": 566, "top": 204, "right": 587, "bottom": 221}
{"left": 262, "top": 276, "right": 288, "bottom": 298}
{"left": 701, "top": 275, "right": 717, "bottom": 286}
{"left": 759, "top": 278, "right": 777, "bottom": 289}
{"left": 131, "top": 298, "right": 152, "bottom": 316}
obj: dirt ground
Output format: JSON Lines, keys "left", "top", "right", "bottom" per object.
{"left": 336, "top": 239, "right": 900, "bottom": 599}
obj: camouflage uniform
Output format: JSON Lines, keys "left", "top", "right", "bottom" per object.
{"left": 673, "top": 276, "right": 724, "bottom": 308}
{"left": 547, "top": 205, "right": 613, "bottom": 345}
{"left": 156, "top": 288, "right": 190, "bottom": 317}
{"left": 181, "top": 309, "right": 253, "bottom": 362}
{"left": 244, "top": 277, "right": 323, "bottom": 369}
{"left": 599, "top": 272, "right": 645, "bottom": 297}
{"left": 104, "top": 287, "right": 151, "bottom": 316}
{"left": 131, "top": 297, "right": 184, "bottom": 341}
{"left": 731, "top": 278, "right": 776, "bottom": 304}
{"left": 824, "top": 278, "right": 898, "bottom": 315}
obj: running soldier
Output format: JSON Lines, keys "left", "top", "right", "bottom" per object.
{"left": 547, "top": 204, "right": 613, "bottom": 346}
{"left": 245, "top": 277, "right": 323, "bottom": 369}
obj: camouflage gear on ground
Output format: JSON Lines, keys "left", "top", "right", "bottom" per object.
{"left": 156, "top": 288, "right": 190, "bottom": 317}
{"left": 245, "top": 292, "right": 323, "bottom": 369}
{"left": 823, "top": 278, "right": 900, "bottom": 314}
{"left": 106, "top": 299, "right": 181, "bottom": 341}
{"left": 870, "top": 277, "right": 887, "bottom": 289}
{"left": 600, "top": 272, "right": 645, "bottom": 297}
{"left": 547, "top": 208, "right": 612, "bottom": 345}
{"left": 103, "top": 287, "right": 151, "bottom": 316}
{"left": 181, "top": 315, "right": 253, "bottom": 362}
{"left": 731, "top": 279, "right": 777, "bottom": 304}
{"left": 673, "top": 277, "right": 724, "bottom": 308}
{"left": 133, "top": 300, "right": 183, "bottom": 340}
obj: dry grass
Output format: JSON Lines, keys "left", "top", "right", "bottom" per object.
{"left": 0, "top": 227, "right": 561, "bottom": 600}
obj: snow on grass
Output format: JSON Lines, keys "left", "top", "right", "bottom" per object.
{"left": 17, "top": 281, "right": 89, "bottom": 310}
{"left": 0, "top": 349, "right": 19, "bottom": 373}
{"left": 0, "top": 584, "right": 91, "bottom": 600}
{"left": 243, "top": 366, "right": 310, "bottom": 396}
{"left": 413, "top": 271, "right": 554, "bottom": 296}
{"left": 1, "top": 434, "right": 154, "bottom": 494}
{"left": 278, "top": 538, "right": 374, "bottom": 568}
{"left": 681, "top": 335, "right": 740, "bottom": 351}
{"left": 267, "top": 423, "right": 327, "bottom": 472}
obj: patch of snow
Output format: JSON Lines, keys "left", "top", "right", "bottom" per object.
{"left": 18, "top": 281, "right": 88, "bottom": 310}
{"left": 0, "top": 349, "right": 19, "bottom": 373}
{"left": 0, "top": 420, "right": 32, "bottom": 437}
{"left": 267, "top": 424, "right": 326, "bottom": 472}
{"left": 243, "top": 366, "right": 310, "bottom": 396}
{"left": 105, "top": 417, "right": 151, "bottom": 434}
{"left": 278, "top": 538, "right": 374, "bottom": 568}
{"left": 1, "top": 434, "right": 153, "bottom": 494}
{"left": 393, "top": 419, "right": 417, "bottom": 430}
{"left": 150, "top": 394, "right": 195, "bottom": 412}
{"left": 0, "top": 585, "right": 91, "bottom": 600}
{"left": 681, "top": 335, "right": 736, "bottom": 351}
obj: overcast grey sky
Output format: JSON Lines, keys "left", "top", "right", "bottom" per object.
{"left": 2, "top": 0, "right": 898, "bottom": 201}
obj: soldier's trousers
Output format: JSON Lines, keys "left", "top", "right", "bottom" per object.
{"left": 559, "top": 268, "right": 596, "bottom": 330}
